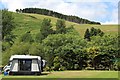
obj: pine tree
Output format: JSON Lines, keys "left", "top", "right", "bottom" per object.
{"left": 40, "top": 18, "right": 53, "bottom": 37}
{"left": 84, "top": 28, "right": 90, "bottom": 41}
{"left": 56, "top": 19, "right": 66, "bottom": 34}
{"left": 2, "top": 10, "right": 15, "bottom": 40}
{"left": 16, "top": 9, "right": 19, "bottom": 13}
{"left": 35, "top": 18, "right": 53, "bottom": 42}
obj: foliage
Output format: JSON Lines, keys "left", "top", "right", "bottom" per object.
{"left": 117, "top": 62, "right": 120, "bottom": 71}
{"left": 20, "top": 31, "right": 33, "bottom": 43}
{"left": 2, "top": 10, "right": 16, "bottom": 52}
{"left": 56, "top": 19, "right": 66, "bottom": 34}
{"left": 65, "top": 25, "right": 79, "bottom": 35}
{"left": 42, "top": 33, "right": 87, "bottom": 70}
{"left": 84, "top": 27, "right": 104, "bottom": 41}
{"left": 2, "top": 10, "right": 15, "bottom": 39}
{"left": 90, "top": 27, "right": 104, "bottom": 37}
{"left": 84, "top": 28, "right": 90, "bottom": 41}
{"left": 35, "top": 18, "right": 53, "bottom": 42}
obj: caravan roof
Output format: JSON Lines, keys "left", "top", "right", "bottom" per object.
{"left": 9, "top": 55, "right": 41, "bottom": 61}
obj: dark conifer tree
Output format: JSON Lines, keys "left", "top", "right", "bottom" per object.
{"left": 20, "top": 8, "right": 101, "bottom": 25}
{"left": 56, "top": 19, "right": 66, "bottom": 34}
{"left": 84, "top": 28, "right": 91, "bottom": 41}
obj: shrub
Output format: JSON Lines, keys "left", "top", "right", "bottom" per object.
{"left": 53, "top": 63, "right": 60, "bottom": 71}
{"left": 117, "top": 62, "right": 120, "bottom": 71}
{"left": 44, "top": 66, "right": 51, "bottom": 71}
{"left": 74, "top": 64, "right": 79, "bottom": 70}
{"left": 59, "top": 66, "right": 66, "bottom": 71}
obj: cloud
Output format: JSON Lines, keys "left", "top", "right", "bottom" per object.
{"left": 2, "top": 0, "right": 25, "bottom": 11}
{"left": 75, "top": 2, "right": 109, "bottom": 21}
{"left": 64, "top": 0, "right": 119, "bottom": 2}
{"left": 1, "top": 0, "right": 118, "bottom": 24}
{"left": 32, "top": 1, "right": 110, "bottom": 22}
{"left": 102, "top": 9, "right": 118, "bottom": 24}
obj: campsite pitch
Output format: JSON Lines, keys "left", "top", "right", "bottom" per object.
{"left": 1, "top": 71, "right": 119, "bottom": 80}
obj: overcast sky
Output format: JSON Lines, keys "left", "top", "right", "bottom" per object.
{"left": 0, "top": 0, "right": 119, "bottom": 24}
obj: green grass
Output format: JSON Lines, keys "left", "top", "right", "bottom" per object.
{"left": 12, "top": 13, "right": 118, "bottom": 38}
{"left": 1, "top": 71, "right": 119, "bottom": 80}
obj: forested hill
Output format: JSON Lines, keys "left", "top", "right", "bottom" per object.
{"left": 16, "top": 8, "right": 101, "bottom": 25}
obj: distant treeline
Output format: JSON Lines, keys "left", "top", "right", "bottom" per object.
{"left": 16, "top": 8, "right": 101, "bottom": 25}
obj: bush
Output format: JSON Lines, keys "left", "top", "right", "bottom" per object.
{"left": 59, "top": 66, "right": 66, "bottom": 71}
{"left": 74, "top": 64, "right": 79, "bottom": 70}
{"left": 117, "top": 62, "right": 120, "bottom": 71}
{"left": 44, "top": 66, "right": 51, "bottom": 71}
{"left": 53, "top": 63, "right": 60, "bottom": 71}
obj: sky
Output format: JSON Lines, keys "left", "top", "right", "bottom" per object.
{"left": 0, "top": 0, "right": 119, "bottom": 24}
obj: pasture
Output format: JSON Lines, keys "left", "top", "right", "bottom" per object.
{"left": 12, "top": 13, "right": 118, "bottom": 38}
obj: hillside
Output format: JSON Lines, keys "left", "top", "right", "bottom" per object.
{"left": 12, "top": 12, "right": 118, "bottom": 38}
{"left": 17, "top": 8, "right": 101, "bottom": 25}
{"left": 2, "top": 11, "right": 119, "bottom": 71}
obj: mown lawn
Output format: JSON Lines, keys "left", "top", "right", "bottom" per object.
{"left": 1, "top": 71, "right": 119, "bottom": 80}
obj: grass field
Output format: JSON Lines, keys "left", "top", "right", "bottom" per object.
{"left": 12, "top": 13, "right": 118, "bottom": 38}
{"left": 1, "top": 71, "right": 119, "bottom": 80}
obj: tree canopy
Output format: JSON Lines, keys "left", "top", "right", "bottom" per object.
{"left": 2, "top": 10, "right": 15, "bottom": 39}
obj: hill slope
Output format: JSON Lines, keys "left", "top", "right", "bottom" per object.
{"left": 19, "top": 8, "right": 101, "bottom": 25}
{"left": 12, "top": 12, "right": 118, "bottom": 38}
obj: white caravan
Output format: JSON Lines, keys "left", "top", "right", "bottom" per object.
{"left": 4, "top": 55, "right": 46, "bottom": 75}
